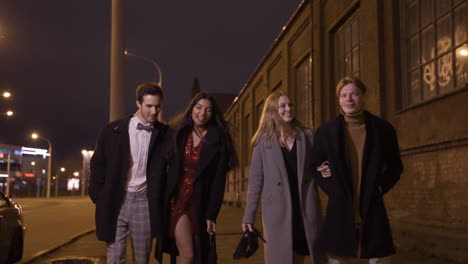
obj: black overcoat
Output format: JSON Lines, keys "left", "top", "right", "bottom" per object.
{"left": 88, "top": 115, "right": 172, "bottom": 242}
{"left": 156, "top": 125, "right": 229, "bottom": 264}
{"left": 311, "top": 111, "right": 403, "bottom": 258}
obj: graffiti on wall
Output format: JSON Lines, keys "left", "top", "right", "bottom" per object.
{"left": 422, "top": 33, "right": 467, "bottom": 93}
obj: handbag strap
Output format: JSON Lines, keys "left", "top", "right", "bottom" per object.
{"left": 252, "top": 227, "right": 266, "bottom": 243}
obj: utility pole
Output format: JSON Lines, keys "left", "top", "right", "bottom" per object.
{"left": 109, "top": 0, "right": 127, "bottom": 122}
{"left": 5, "top": 153, "right": 11, "bottom": 197}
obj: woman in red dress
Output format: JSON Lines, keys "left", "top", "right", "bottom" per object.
{"left": 157, "top": 93, "right": 238, "bottom": 264}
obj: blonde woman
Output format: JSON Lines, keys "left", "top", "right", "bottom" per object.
{"left": 242, "top": 91, "right": 324, "bottom": 264}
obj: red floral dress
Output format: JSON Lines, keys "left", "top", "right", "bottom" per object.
{"left": 168, "top": 133, "right": 203, "bottom": 237}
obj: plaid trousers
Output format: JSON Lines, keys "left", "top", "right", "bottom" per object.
{"left": 107, "top": 191, "right": 152, "bottom": 264}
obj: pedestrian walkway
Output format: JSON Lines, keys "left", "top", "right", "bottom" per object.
{"left": 27, "top": 204, "right": 456, "bottom": 264}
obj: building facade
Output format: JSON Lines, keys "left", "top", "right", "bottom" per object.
{"left": 0, "top": 144, "right": 50, "bottom": 197}
{"left": 223, "top": 0, "right": 468, "bottom": 262}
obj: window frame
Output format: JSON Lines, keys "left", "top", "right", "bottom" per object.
{"left": 399, "top": 0, "right": 468, "bottom": 110}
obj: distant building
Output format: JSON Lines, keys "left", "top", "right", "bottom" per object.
{"left": 0, "top": 143, "right": 50, "bottom": 197}
{"left": 223, "top": 0, "right": 468, "bottom": 262}
{"left": 190, "top": 77, "right": 237, "bottom": 113}
{"left": 209, "top": 93, "right": 237, "bottom": 113}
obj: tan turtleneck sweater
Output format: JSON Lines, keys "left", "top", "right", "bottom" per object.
{"left": 344, "top": 112, "right": 366, "bottom": 225}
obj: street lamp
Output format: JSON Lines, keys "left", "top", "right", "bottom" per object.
{"left": 31, "top": 132, "right": 52, "bottom": 198}
{"left": 55, "top": 167, "right": 66, "bottom": 197}
{"left": 1, "top": 92, "right": 13, "bottom": 118}
{"left": 124, "top": 50, "right": 163, "bottom": 87}
{"left": 124, "top": 50, "right": 164, "bottom": 121}
{"left": 81, "top": 150, "right": 94, "bottom": 197}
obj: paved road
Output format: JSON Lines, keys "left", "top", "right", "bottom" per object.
{"left": 12, "top": 197, "right": 94, "bottom": 263}
{"left": 26, "top": 203, "right": 457, "bottom": 264}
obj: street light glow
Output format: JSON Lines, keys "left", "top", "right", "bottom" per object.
{"left": 31, "top": 161, "right": 36, "bottom": 166}
{"left": 60, "top": 167, "right": 66, "bottom": 172}
{"left": 29, "top": 132, "right": 53, "bottom": 198}
{"left": 3, "top": 91, "right": 11, "bottom": 98}
{"left": 460, "top": 49, "right": 468, "bottom": 56}
{"left": 73, "top": 171, "right": 79, "bottom": 177}
{"left": 6, "top": 110, "right": 13, "bottom": 116}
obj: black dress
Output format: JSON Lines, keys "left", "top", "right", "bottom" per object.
{"left": 281, "top": 140, "right": 310, "bottom": 256}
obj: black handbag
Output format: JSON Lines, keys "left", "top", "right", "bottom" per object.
{"left": 233, "top": 227, "right": 266, "bottom": 259}
{"left": 208, "top": 234, "right": 217, "bottom": 263}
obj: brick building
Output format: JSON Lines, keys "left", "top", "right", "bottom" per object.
{"left": 223, "top": 0, "right": 467, "bottom": 262}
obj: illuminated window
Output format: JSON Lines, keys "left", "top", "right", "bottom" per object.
{"left": 401, "top": 0, "right": 467, "bottom": 107}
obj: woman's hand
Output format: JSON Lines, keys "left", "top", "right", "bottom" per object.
{"left": 317, "top": 161, "right": 332, "bottom": 178}
{"left": 242, "top": 223, "right": 253, "bottom": 232}
{"left": 206, "top": 219, "right": 216, "bottom": 235}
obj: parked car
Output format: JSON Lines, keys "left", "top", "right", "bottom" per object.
{"left": 0, "top": 191, "right": 25, "bottom": 264}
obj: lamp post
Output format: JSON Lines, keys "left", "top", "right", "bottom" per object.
{"left": 5, "top": 153, "right": 11, "bottom": 197}
{"left": 81, "top": 150, "right": 94, "bottom": 197}
{"left": 124, "top": 50, "right": 163, "bottom": 87}
{"left": 110, "top": 0, "right": 126, "bottom": 122}
{"left": 124, "top": 50, "right": 164, "bottom": 121}
{"left": 55, "top": 167, "right": 65, "bottom": 197}
{"left": 31, "top": 132, "right": 52, "bottom": 198}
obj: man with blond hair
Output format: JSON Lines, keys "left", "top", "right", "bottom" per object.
{"left": 311, "top": 76, "right": 403, "bottom": 264}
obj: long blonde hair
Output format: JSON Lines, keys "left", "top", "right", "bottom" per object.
{"left": 251, "top": 91, "right": 303, "bottom": 148}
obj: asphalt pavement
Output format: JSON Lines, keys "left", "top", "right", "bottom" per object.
{"left": 24, "top": 204, "right": 457, "bottom": 264}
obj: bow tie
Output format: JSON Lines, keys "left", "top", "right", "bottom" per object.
{"left": 137, "top": 123, "right": 153, "bottom": 132}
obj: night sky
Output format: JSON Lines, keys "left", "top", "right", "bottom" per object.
{"left": 0, "top": 1, "right": 301, "bottom": 169}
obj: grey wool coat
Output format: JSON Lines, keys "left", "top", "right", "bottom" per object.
{"left": 243, "top": 128, "right": 325, "bottom": 264}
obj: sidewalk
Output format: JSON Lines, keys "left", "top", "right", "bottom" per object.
{"left": 27, "top": 204, "right": 455, "bottom": 264}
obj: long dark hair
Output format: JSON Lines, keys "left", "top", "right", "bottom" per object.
{"left": 175, "top": 92, "right": 238, "bottom": 170}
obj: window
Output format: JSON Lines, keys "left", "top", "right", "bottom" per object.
{"left": 231, "top": 110, "right": 240, "bottom": 193}
{"left": 295, "top": 56, "right": 313, "bottom": 126}
{"left": 242, "top": 114, "right": 251, "bottom": 165}
{"left": 255, "top": 100, "right": 264, "bottom": 131}
{"left": 242, "top": 114, "right": 251, "bottom": 192}
{"left": 334, "top": 11, "right": 361, "bottom": 86}
{"left": 402, "top": 0, "right": 467, "bottom": 107}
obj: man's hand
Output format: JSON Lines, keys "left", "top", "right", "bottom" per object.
{"left": 206, "top": 219, "right": 216, "bottom": 235}
{"left": 242, "top": 223, "right": 253, "bottom": 232}
{"left": 317, "top": 161, "right": 332, "bottom": 178}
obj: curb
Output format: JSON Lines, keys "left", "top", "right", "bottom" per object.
{"left": 20, "top": 229, "right": 96, "bottom": 264}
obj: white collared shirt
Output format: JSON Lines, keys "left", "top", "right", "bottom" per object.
{"left": 126, "top": 116, "right": 152, "bottom": 193}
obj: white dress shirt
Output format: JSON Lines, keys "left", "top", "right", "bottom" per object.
{"left": 126, "top": 116, "right": 152, "bottom": 193}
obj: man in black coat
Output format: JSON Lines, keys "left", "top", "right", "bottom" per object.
{"left": 88, "top": 83, "right": 172, "bottom": 264}
{"left": 311, "top": 76, "right": 403, "bottom": 264}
